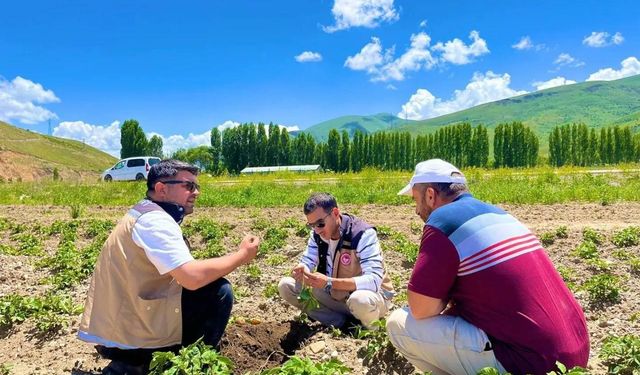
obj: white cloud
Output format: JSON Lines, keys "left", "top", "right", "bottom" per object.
{"left": 345, "top": 32, "right": 435, "bottom": 82}
{"left": 583, "top": 31, "right": 624, "bottom": 47}
{"left": 53, "top": 120, "right": 121, "bottom": 157}
{"left": 533, "top": 77, "right": 577, "bottom": 91}
{"left": 586, "top": 56, "right": 640, "bottom": 81}
{"left": 553, "top": 53, "right": 585, "bottom": 68}
{"left": 419, "top": 20, "right": 427, "bottom": 28}
{"left": 346, "top": 31, "right": 489, "bottom": 82}
{"left": 344, "top": 37, "right": 388, "bottom": 72}
{"left": 512, "top": 36, "right": 533, "bottom": 50}
{"left": 323, "top": 0, "right": 399, "bottom": 33}
{"left": 398, "top": 71, "right": 527, "bottom": 120}
{"left": 432, "top": 30, "right": 489, "bottom": 65}
{"left": 160, "top": 131, "right": 212, "bottom": 156}
{"left": 294, "top": 51, "right": 322, "bottom": 63}
{"left": 216, "top": 120, "right": 241, "bottom": 131}
{"left": 374, "top": 32, "right": 435, "bottom": 81}
{"left": 612, "top": 32, "right": 624, "bottom": 45}
{"left": 0, "top": 76, "right": 60, "bottom": 125}
{"left": 512, "top": 36, "right": 545, "bottom": 51}
{"left": 386, "top": 84, "right": 397, "bottom": 90}
{"left": 280, "top": 124, "right": 300, "bottom": 132}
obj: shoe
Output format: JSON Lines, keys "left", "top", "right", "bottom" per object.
{"left": 102, "top": 360, "right": 147, "bottom": 375}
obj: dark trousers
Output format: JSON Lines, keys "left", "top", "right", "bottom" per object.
{"left": 96, "top": 278, "right": 234, "bottom": 367}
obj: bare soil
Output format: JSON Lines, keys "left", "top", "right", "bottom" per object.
{"left": 1, "top": 203, "right": 639, "bottom": 374}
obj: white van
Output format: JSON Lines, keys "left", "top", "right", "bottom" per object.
{"left": 101, "top": 157, "right": 161, "bottom": 181}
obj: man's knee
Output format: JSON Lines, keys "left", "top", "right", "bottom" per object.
{"left": 278, "top": 277, "right": 297, "bottom": 298}
{"left": 346, "top": 290, "right": 376, "bottom": 312}
{"left": 217, "top": 279, "right": 234, "bottom": 307}
{"left": 386, "top": 308, "right": 410, "bottom": 337}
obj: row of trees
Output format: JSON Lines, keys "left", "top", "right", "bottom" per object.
{"left": 549, "top": 123, "right": 639, "bottom": 167}
{"left": 212, "top": 122, "right": 508, "bottom": 173}
{"left": 119, "top": 118, "right": 640, "bottom": 174}
{"left": 120, "top": 119, "right": 164, "bottom": 159}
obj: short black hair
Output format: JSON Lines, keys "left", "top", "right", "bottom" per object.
{"left": 303, "top": 192, "right": 338, "bottom": 215}
{"left": 147, "top": 159, "right": 199, "bottom": 191}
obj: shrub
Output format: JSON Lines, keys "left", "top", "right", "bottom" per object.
{"left": 245, "top": 264, "right": 262, "bottom": 281}
{"left": 0, "top": 292, "right": 82, "bottom": 333}
{"left": 354, "top": 319, "right": 389, "bottom": 359}
{"left": 586, "top": 258, "right": 612, "bottom": 272}
{"left": 149, "top": 338, "right": 233, "bottom": 375}
{"left": 572, "top": 241, "right": 598, "bottom": 259}
{"left": 261, "top": 356, "right": 349, "bottom": 375}
{"left": 263, "top": 283, "right": 279, "bottom": 299}
{"left": 612, "top": 227, "right": 640, "bottom": 247}
{"left": 84, "top": 219, "right": 115, "bottom": 238}
{"left": 540, "top": 232, "right": 556, "bottom": 246}
{"left": 555, "top": 225, "right": 568, "bottom": 239}
{"left": 600, "top": 334, "right": 640, "bottom": 374}
{"left": 583, "top": 274, "right": 623, "bottom": 305}
{"left": 582, "top": 227, "right": 604, "bottom": 245}
{"left": 266, "top": 254, "right": 287, "bottom": 266}
{"left": 261, "top": 227, "right": 288, "bottom": 254}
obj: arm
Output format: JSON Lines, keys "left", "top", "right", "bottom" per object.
{"left": 132, "top": 213, "right": 260, "bottom": 291}
{"left": 407, "top": 290, "right": 447, "bottom": 319}
{"left": 170, "top": 234, "right": 259, "bottom": 290}
{"left": 407, "top": 225, "right": 459, "bottom": 320}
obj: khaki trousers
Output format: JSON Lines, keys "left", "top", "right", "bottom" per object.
{"left": 278, "top": 276, "right": 389, "bottom": 329}
{"left": 386, "top": 308, "right": 507, "bottom": 375}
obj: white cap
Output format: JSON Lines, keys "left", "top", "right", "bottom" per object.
{"left": 398, "top": 159, "right": 467, "bottom": 196}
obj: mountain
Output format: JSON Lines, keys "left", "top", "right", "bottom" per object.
{"left": 0, "top": 121, "right": 117, "bottom": 181}
{"left": 394, "top": 74, "right": 640, "bottom": 138}
{"left": 303, "top": 113, "right": 415, "bottom": 141}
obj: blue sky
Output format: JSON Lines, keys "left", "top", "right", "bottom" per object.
{"left": 1, "top": 0, "right": 638, "bottom": 156}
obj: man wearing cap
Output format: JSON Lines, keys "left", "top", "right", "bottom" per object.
{"left": 78, "top": 160, "right": 260, "bottom": 375}
{"left": 278, "top": 192, "right": 395, "bottom": 329}
{"left": 386, "top": 159, "right": 589, "bottom": 374}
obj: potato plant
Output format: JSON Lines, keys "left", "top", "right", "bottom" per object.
{"left": 260, "top": 356, "right": 350, "bottom": 375}
{"left": 600, "top": 334, "right": 640, "bottom": 374}
{"left": 149, "top": 339, "right": 233, "bottom": 375}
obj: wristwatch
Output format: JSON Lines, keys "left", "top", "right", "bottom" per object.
{"left": 324, "top": 277, "right": 333, "bottom": 294}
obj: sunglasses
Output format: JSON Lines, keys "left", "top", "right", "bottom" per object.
{"left": 306, "top": 212, "right": 332, "bottom": 229}
{"left": 160, "top": 180, "right": 200, "bottom": 192}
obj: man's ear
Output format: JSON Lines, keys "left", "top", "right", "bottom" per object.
{"left": 153, "top": 181, "right": 166, "bottom": 197}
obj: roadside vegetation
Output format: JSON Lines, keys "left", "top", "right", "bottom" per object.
{"left": 1, "top": 165, "right": 640, "bottom": 207}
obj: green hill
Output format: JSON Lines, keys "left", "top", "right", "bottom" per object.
{"left": 0, "top": 121, "right": 117, "bottom": 181}
{"left": 394, "top": 74, "right": 640, "bottom": 138}
{"left": 304, "top": 113, "right": 415, "bottom": 141}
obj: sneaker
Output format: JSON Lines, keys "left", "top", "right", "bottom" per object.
{"left": 102, "top": 360, "right": 147, "bottom": 375}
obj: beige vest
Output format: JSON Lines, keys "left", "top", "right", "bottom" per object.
{"left": 330, "top": 244, "right": 395, "bottom": 301}
{"left": 78, "top": 200, "right": 183, "bottom": 348}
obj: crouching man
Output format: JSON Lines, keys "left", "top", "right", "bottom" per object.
{"left": 78, "top": 160, "right": 260, "bottom": 374}
{"left": 278, "top": 192, "right": 395, "bottom": 329}
{"left": 386, "top": 159, "right": 589, "bottom": 375}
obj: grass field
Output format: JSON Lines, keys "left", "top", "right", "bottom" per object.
{"left": 1, "top": 166, "right": 640, "bottom": 207}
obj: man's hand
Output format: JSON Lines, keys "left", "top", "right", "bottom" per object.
{"left": 302, "top": 268, "right": 329, "bottom": 289}
{"left": 291, "top": 264, "right": 308, "bottom": 282}
{"left": 238, "top": 234, "right": 260, "bottom": 263}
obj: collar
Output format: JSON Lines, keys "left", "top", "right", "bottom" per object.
{"left": 146, "top": 198, "right": 185, "bottom": 224}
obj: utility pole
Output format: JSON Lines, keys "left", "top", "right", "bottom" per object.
{"left": 48, "top": 119, "right": 52, "bottom": 136}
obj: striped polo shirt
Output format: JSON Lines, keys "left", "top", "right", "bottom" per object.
{"left": 409, "top": 193, "right": 589, "bottom": 374}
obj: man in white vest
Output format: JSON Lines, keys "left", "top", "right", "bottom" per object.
{"left": 78, "top": 160, "right": 260, "bottom": 375}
